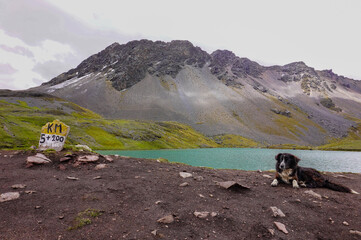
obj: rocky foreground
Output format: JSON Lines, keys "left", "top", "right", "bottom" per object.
{"left": 0, "top": 150, "right": 361, "bottom": 240}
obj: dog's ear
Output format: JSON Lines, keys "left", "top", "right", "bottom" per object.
{"left": 290, "top": 154, "right": 300, "bottom": 164}
{"left": 275, "top": 153, "right": 282, "bottom": 161}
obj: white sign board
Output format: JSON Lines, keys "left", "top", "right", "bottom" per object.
{"left": 38, "top": 119, "right": 70, "bottom": 151}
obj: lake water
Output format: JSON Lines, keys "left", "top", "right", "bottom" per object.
{"left": 97, "top": 148, "right": 361, "bottom": 173}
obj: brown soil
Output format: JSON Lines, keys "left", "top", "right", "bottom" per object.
{"left": 0, "top": 150, "right": 360, "bottom": 240}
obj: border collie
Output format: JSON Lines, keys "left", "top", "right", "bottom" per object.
{"left": 271, "top": 153, "right": 359, "bottom": 194}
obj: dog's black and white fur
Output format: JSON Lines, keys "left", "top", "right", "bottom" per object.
{"left": 271, "top": 153, "right": 359, "bottom": 194}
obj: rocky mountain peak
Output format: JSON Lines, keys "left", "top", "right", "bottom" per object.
{"left": 44, "top": 39, "right": 211, "bottom": 91}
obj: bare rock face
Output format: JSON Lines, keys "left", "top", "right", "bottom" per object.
{"left": 44, "top": 40, "right": 210, "bottom": 91}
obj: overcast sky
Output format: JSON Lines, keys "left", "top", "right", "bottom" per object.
{"left": 0, "top": 0, "right": 360, "bottom": 90}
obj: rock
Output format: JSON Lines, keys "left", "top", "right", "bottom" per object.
{"left": 93, "top": 176, "right": 102, "bottom": 180}
{"left": 343, "top": 221, "right": 349, "bottom": 226}
{"left": 179, "top": 182, "right": 189, "bottom": 187}
{"left": 35, "top": 206, "right": 41, "bottom": 209}
{"left": 217, "top": 181, "right": 250, "bottom": 192}
{"left": 262, "top": 174, "right": 272, "bottom": 179}
{"left": 75, "top": 144, "right": 92, "bottom": 152}
{"left": 151, "top": 230, "right": 157, "bottom": 236}
{"left": 193, "top": 176, "right": 204, "bottom": 181}
{"left": 60, "top": 156, "right": 72, "bottom": 162}
{"left": 94, "top": 164, "right": 107, "bottom": 170}
{"left": 350, "top": 230, "right": 361, "bottom": 237}
{"left": 155, "top": 200, "right": 162, "bottom": 205}
{"left": 11, "top": 184, "right": 26, "bottom": 189}
{"left": 305, "top": 190, "right": 322, "bottom": 200}
{"left": 25, "top": 190, "right": 36, "bottom": 194}
{"left": 270, "top": 206, "right": 286, "bottom": 218}
{"left": 58, "top": 164, "right": 66, "bottom": 170}
{"left": 77, "top": 155, "right": 99, "bottom": 163}
{"left": 58, "top": 216, "right": 64, "bottom": 220}
{"left": 179, "top": 172, "right": 192, "bottom": 178}
{"left": 194, "top": 211, "right": 209, "bottom": 219}
{"left": 198, "top": 194, "right": 205, "bottom": 198}
{"left": 26, "top": 153, "right": 51, "bottom": 165}
{"left": 0, "top": 192, "right": 20, "bottom": 202}
{"left": 210, "top": 212, "right": 218, "bottom": 217}
{"left": 66, "top": 176, "right": 79, "bottom": 180}
{"left": 157, "top": 215, "right": 174, "bottom": 224}
{"left": 104, "top": 155, "right": 114, "bottom": 162}
{"left": 274, "top": 221, "right": 288, "bottom": 234}
{"left": 268, "top": 229, "right": 275, "bottom": 236}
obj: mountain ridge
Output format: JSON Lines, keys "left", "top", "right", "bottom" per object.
{"left": 34, "top": 39, "right": 361, "bottom": 146}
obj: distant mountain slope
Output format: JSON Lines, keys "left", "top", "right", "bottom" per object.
{"left": 34, "top": 40, "right": 361, "bottom": 146}
{"left": 0, "top": 90, "right": 222, "bottom": 150}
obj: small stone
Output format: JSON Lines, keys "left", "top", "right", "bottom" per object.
{"left": 77, "top": 155, "right": 99, "bottom": 163}
{"left": 155, "top": 200, "right": 162, "bottom": 205}
{"left": 268, "top": 229, "right": 275, "bottom": 236}
{"left": 343, "top": 221, "right": 349, "bottom": 226}
{"left": 274, "top": 221, "right": 288, "bottom": 234}
{"left": 350, "top": 230, "right": 361, "bottom": 237}
{"left": 93, "top": 176, "right": 102, "bottom": 180}
{"left": 37, "top": 220, "right": 42, "bottom": 224}
{"left": 151, "top": 230, "right": 157, "bottom": 236}
{"left": 25, "top": 190, "right": 36, "bottom": 194}
{"left": 305, "top": 190, "right": 322, "bottom": 200}
{"left": 59, "top": 157, "right": 72, "bottom": 162}
{"left": 270, "top": 206, "right": 286, "bottom": 218}
{"left": 26, "top": 154, "right": 51, "bottom": 165}
{"left": 329, "top": 217, "right": 334, "bottom": 224}
{"left": 35, "top": 206, "right": 41, "bottom": 209}
{"left": 0, "top": 192, "right": 20, "bottom": 202}
{"left": 211, "top": 212, "right": 218, "bottom": 217}
{"left": 194, "top": 211, "right": 210, "bottom": 219}
{"left": 193, "top": 176, "right": 204, "bottom": 181}
{"left": 66, "top": 176, "right": 79, "bottom": 180}
{"left": 94, "top": 164, "right": 107, "bottom": 170}
{"left": 199, "top": 194, "right": 205, "bottom": 198}
{"left": 179, "top": 182, "right": 189, "bottom": 187}
{"left": 262, "top": 174, "right": 272, "bottom": 179}
{"left": 104, "top": 155, "right": 113, "bottom": 162}
{"left": 179, "top": 172, "right": 192, "bottom": 178}
{"left": 11, "top": 184, "right": 26, "bottom": 189}
{"left": 157, "top": 215, "right": 174, "bottom": 224}
{"left": 58, "top": 216, "right": 64, "bottom": 219}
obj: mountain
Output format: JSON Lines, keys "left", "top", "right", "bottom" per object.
{"left": 33, "top": 40, "right": 361, "bottom": 146}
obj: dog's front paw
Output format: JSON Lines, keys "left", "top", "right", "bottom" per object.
{"left": 271, "top": 179, "right": 278, "bottom": 187}
{"left": 292, "top": 180, "right": 300, "bottom": 188}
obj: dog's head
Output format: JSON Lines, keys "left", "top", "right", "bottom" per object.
{"left": 275, "top": 153, "right": 300, "bottom": 171}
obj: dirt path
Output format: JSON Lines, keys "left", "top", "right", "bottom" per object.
{"left": 0, "top": 150, "right": 360, "bottom": 240}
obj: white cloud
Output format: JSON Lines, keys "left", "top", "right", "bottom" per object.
{"left": 0, "top": 30, "right": 75, "bottom": 89}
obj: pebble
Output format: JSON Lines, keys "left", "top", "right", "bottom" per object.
{"left": 274, "top": 221, "right": 288, "bottom": 234}
{"left": 66, "top": 176, "right": 79, "bottom": 180}
{"left": 268, "top": 229, "right": 275, "bottom": 236}
{"left": 94, "top": 164, "right": 107, "bottom": 170}
{"left": 179, "top": 182, "right": 189, "bottom": 187}
{"left": 262, "top": 174, "right": 272, "bottom": 179}
{"left": 343, "top": 221, "right": 349, "bottom": 226}
{"left": 350, "top": 230, "right": 361, "bottom": 237}
{"left": 25, "top": 190, "right": 36, "bottom": 194}
{"left": 199, "top": 194, "right": 205, "bottom": 198}
{"left": 11, "top": 184, "right": 26, "bottom": 189}
{"left": 305, "top": 190, "right": 322, "bottom": 200}
{"left": 77, "top": 155, "right": 99, "bottom": 163}
{"left": 35, "top": 206, "right": 41, "bottom": 209}
{"left": 157, "top": 215, "right": 174, "bottom": 224}
{"left": 270, "top": 206, "right": 286, "bottom": 218}
{"left": 93, "top": 176, "right": 102, "bottom": 180}
{"left": 0, "top": 192, "right": 20, "bottom": 202}
{"left": 151, "top": 230, "right": 157, "bottom": 236}
{"left": 194, "top": 211, "right": 209, "bottom": 219}
{"left": 193, "top": 176, "right": 204, "bottom": 181}
{"left": 179, "top": 172, "right": 192, "bottom": 178}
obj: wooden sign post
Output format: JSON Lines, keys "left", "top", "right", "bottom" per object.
{"left": 38, "top": 119, "right": 70, "bottom": 151}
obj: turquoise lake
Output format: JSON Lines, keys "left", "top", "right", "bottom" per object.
{"left": 97, "top": 148, "right": 361, "bottom": 173}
